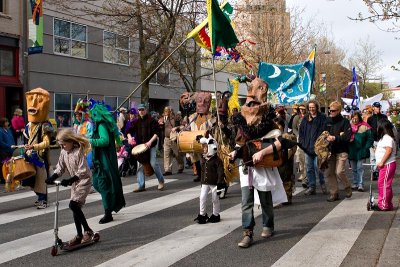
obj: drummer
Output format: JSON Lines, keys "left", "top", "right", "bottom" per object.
{"left": 23, "top": 88, "right": 54, "bottom": 209}
{"left": 0, "top": 117, "right": 15, "bottom": 182}
{"left": 127, "top": 103, "right": 165, "bottom": 192}
{"left": 185, "top": 91, "right": 214, "bottom": 182}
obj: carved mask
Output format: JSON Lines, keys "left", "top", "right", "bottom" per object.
{"left": 241, "top": 78, "right": 269, "bottom": 125}
{"left": 26, "top": 88, "right": 50, "bottom": 123}
{"left": 217, "top": 91, "right": 231, "bottom": 116}
{"left": 195, "top": 92, "right": 211, "bottom": 114}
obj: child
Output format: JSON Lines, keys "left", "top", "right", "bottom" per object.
{"left": 374, "top": 119, "right": 397, "bottom": 211}
{"left": 45, "top": 128, "right": 95, "bottom": 245}
{"left": 193, "top": 135, "right": 224, "bottom": 224}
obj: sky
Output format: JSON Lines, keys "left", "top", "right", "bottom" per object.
{"left": 286, "top": 0, "right": 400, "bottom": 88}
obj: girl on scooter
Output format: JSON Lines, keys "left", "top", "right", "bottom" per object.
{"left": 46, "top": 128, "right": 94, "bottom": 245}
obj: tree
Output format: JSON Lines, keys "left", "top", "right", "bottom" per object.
{"left": 348, "top": 36, "right": 383, "bottom": 92}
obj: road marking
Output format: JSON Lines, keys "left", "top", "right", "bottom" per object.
{"left": 0, "top": 185, "right": 69, "bottom": 203}
{"left": 96, "top": 187, "right": 305, "bottom": 267}
{"left": 0, "top": 179, "right": 176, "bottom": 226}
{"left": 272, "top": 193, "right": 372, "bottom": 267}
{"left": 0, "top": 183, "right": 204, "bottom": 264}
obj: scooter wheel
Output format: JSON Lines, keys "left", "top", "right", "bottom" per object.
{"left": 367, "top": 202, "right": 371, "bottom": 211}
{"left": 93, "top": 232, "right": 100, "bottom": 242}
{"left": 51, "top": 246, "right": 58, "bottom": 256}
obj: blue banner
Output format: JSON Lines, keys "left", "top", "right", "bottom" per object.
{"left": 258, "top": 49, "right": 315, "bottom": 105}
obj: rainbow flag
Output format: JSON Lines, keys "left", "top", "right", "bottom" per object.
{"left": 187, "top": 1, "right": 238, "bottom": 53}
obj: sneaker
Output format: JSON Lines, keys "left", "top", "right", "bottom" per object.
{"left": 351, "top": 185, "right": 358, "bottom": 191}
{"left": 321, "top": 184, "right": 328, "bottom": 195}
{"left": 238, "top": 231, "right": 253, "bottom": 248}
{"left": 345, "top": 187, "right": 352, "bottom": 198}
{"left": 36, "top": 201, "right": 48, "bottom": 209}
{"left": 157, "top": 182, "right": 165, "bottom": 191}
{"left": 304, "top": 187, "right": 316, "bottom": 195}
{"left": 261, "top": 228, "right": 274, "bottom": 238}
{"left": 34, "top": 200, "right": 40, "bottom": 207}
{"left": 327, "top": 193, "right": 339, "bottom": 202}
{"left": 194, "top": 213, "right": 209, "bottom": 224}
{"left": 207, "top": 214, "right": 220, "bottom": 223}
{"left": 68, "top": 235, "right": 82, "bottom": 246}
{"left": 133, "top": 187, "right": 146, "bottom": 193}
{"left": 357, "top": 186, "right": 364, "bottom": 192}
{"left": 82, "top": 230, "right": 94, "bottom": 243}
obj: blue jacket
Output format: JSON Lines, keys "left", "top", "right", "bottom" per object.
{"left": 0, "top": 128, "right": 15, "bottom": 154}
{"left": 299, "top": 112, "right": 326, "bottom": 156}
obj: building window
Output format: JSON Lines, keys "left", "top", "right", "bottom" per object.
{"left": 157, "top": 64, "right": 170, "bottom": 85}
{"left": 103, "top": 31, "right": 130, "bottom": 65}
{"left": 0, "top": 1, "right": 4, "bottom": 13}
{"left": 0, "top": 46, "right": 15, "bottom": 76}
{"left": 54, "top": 93, "right": 72, "bottom": 128}
{"left": 53, "top": 18, "right": 87, "bottom": 58}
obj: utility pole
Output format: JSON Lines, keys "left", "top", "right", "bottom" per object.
{"left": 22, "top": 0, "right": 29, "bottom": 107}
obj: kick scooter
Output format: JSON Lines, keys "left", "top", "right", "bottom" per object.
{"left": 51, "top": 181, "right": 100, "bottom": 256}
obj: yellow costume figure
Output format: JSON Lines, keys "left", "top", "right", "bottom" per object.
{"left": 23, "top": 88, "right": 54, "bottom": 209}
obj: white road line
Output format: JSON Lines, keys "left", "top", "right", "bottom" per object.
{"left": 272, "top": 193, "right": 372, "bottom": 267}
{"left": 96, "top": 187, "right": 305, "bottom": 267}
{"left": 0, "top": 186, "right": 69, "bottom": 203}
{"left": 0, "top": 179, "right": 176, "bottom": 226}
{"left": 0, "top": 184, "right": 205, "bottom": 264}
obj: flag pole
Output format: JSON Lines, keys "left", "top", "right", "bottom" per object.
{"left": 211, "top": 56, "right": 225, "bottom": 143}
{"left": 115, "top": 38, "right": 189, "bottom": 113}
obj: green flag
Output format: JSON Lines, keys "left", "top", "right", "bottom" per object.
{"left": 207, "top": 0, "right": 239, "bottom": 54}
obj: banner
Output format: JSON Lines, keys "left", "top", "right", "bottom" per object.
{"left": 28, "top": 0, "right": 43, "bottom": 54}
{"left": 258, "top": 48, "right": 316, "bottom": 104}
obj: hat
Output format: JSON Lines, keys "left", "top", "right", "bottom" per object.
{"left": 372, "top": 102, "right": 382, "bottom": 108}
{"left": 137, "top": 103, "right": 147, "bottom": 110}
{"left": 14, "top": 108, "right": 23, "bottom": 116}
{"left": 119, "top": 107, "right": 127, "bottom": 112}
{"left": 129, "top": 108, "right": 138, "bottom": 115}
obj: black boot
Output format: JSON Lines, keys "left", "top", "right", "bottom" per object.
{"left": 194, "top": 213, "right": 208, "bottom": 224}
{"left": 207, "top": 214, "right": 220, "bottom": 223}
{"left": 99, "top": 210, "right": 113, "bottom": 224}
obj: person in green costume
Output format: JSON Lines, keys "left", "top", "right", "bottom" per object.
{"left": 88, "top": 100, "right": 125, "bottom": 224}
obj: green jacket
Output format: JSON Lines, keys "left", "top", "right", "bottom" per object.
{"left": 348, "top": 125, "right": 374, "bottom": 160}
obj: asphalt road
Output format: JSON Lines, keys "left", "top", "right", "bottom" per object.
{"left": 0, "top": 148, "right": 398, "bottom": 267}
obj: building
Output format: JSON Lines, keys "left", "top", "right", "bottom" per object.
{"left": 0, "top": 0, "right": 24, "bottom": 119}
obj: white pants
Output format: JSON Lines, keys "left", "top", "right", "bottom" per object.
{"left": 199, "top": 184, "right": 220, "bottom": 216}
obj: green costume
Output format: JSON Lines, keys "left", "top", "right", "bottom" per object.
{"left": 89, "top": 101, "right": 125, "bottom": 223}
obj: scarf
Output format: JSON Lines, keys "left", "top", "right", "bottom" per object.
{"left": 351, "top": 121, "right": 371, "bottom": 141}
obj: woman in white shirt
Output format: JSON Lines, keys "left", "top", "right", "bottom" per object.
{"left": 374, "top": 119, "right": 397, "bottom": 211}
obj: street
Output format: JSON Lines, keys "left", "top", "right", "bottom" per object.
{"left": 0, "top": 148, "right": 399, "bottom": 267}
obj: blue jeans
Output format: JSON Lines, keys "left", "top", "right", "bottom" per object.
{"left": 241, "top": 186, "right": 274, "bottom": 231}
{"left": 136, "top": 144, "right": 164, "bottom": 189}
{"left": 305, "top": 154, "right": 325, "bottom": 189}
{"left": 350, "top": 160, "right": 364, "bottom": 187}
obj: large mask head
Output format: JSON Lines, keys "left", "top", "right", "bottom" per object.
{"left": 26, "top": 88, "right": 50, "bottom": 123}
{"left": 195, "top": 91, "right": 211, "bottom": 114}
{"left": 179, "top": 92, "right": 196, "bottom": 115}
{"left": 216, "top": 91, "right": 231, "bottom": 116}
{"left": 241, "top": 78, "right": 269, "bottom": 125}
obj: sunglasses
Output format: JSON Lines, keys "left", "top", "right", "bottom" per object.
{"left": 329, "top": 110, "right": 338, "bottom": 113}
{"left": 138, "top": 108, "right": 145, "bottom": 111}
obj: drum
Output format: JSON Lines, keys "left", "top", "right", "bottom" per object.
{"left": 131, "top": 144, "right": 155, "bottom": 176}
{"left": 8, "top": 156, "right": 36, "bottom": 181}
{"left": 177, "top": 130, "right": 206, "bottom": 153}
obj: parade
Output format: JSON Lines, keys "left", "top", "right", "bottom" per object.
{"left": 1, "top": 0, "right": 400, "bottom": 266}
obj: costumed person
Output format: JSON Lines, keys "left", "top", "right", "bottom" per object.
{"left": 127, "top": 103, "right": 165, "bottom": 192}
{"left": 11, "top": 108, "right": 25, "bottom": 145}
{"left": 193, "top": 135, "right": 224, "bottom": 224}
{"left": 228, "top": 77, "right": 296, "bottom": 248}
{"left": 185, "top": 91, "right": 213, "bottom": 182}
{"left": 159, "top": 106, "right": 184, "bottom": 176}
{"left": 23, "top": 88, "right": 54, "bottom": 209}
{"left": 373, "top": 119, "right": 397, "bottom": 211}
{"left": 45, "top": 128, "right": 95, "bottom": 245}
{"left": 117, "top": 107, "right": 128, "bottom": 133}
{"left": 74, "top": 98, "right": 94, "bottom": 169}
{"left": 88, "top": 99, "right": 125, "bottom": 224}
